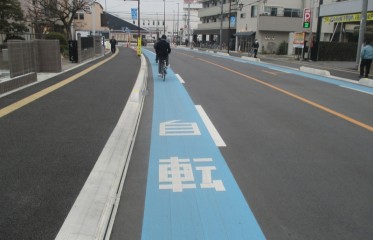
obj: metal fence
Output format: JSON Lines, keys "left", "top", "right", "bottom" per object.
{"left": 0, "top": 32, "right": 49, "bottom": 44}
{"left": 81, "top": 36, "right": 94, "bottom": 49}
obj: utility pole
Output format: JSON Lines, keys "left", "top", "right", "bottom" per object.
{"left": 188, "top": 2, "right": 191, "bottom": 48}
{"left": 163, "top": 0, "right": 166, "bottom": 35}
{"left": 228, "top": 0, "right": 232, "bottom": 53}
{"left": 177, "top": 3, "right": 179, "bottom": 45}
{"left": 307, "top": 0, "right": 314, "bottom": 61}
{"left": 315, "top": 0, "right": 323, "bottom": 61}
{"left": 356, "top": 0, "right": 368, "bottom": 68}
{"left": 219, "top": 0, "right": 223, "bottom": 50}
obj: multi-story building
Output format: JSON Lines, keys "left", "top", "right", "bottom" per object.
{"left": 73, "top": 2, "right": 110, "bottom": 38}
{"left": 319, "top": 0, "right": 373, "bottom": 42}
{"left": 125, "top": 0, "right": 202, "bottom": 43}
{"left": 195, "top": 0, "right": 356, "bottom": 54}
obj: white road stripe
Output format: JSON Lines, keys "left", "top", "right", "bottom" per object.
{"left": 175, "top": 74, "right": 185, "bottom": 83}
{"left": 195, "top": 105, "right": 226, "bottom": 147}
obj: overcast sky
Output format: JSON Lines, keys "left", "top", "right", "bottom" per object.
{"left": 96, "top": 0, "right": 194, "bottom": 21}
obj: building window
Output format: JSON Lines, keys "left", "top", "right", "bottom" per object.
{"left": 264, "top": 6, "right": 277, "bottom": 16}
{"left": 284, "top": 8, "right": 300, "bottom": 17}
{"left": 74, "top": 14, "right": 78, "bottom": 19}
{"left": 240, "top": 13, "right": 246, "bottom": 18}
{"left": 251, "top": 6, "right": 257, "bottom": 17}
{"left": 79, "top": 13, "right": 84, "bottom": 19}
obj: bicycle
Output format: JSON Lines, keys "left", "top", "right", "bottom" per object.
{"left": 159, "top": 59, "right": 167, "bottom": 81}
{"left": 248, "top": 48, "right": 254, "bottom": 57}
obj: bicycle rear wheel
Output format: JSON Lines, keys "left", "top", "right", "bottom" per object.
{"left": 162, "top": 60, "right": 166, "bottom": 81}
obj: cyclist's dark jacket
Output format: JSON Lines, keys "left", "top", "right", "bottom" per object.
{"left": 155, "top": 39, "right": 171, "bottom": 60}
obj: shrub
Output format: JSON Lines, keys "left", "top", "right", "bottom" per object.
{"left": 277, "top": 41, "right": 288, "bottom": 55}
{"left": 4, "top": 35, "right": 25, "bottom": 42}
{"left": 45, "top": 32, "right": 68, "bottom": 54}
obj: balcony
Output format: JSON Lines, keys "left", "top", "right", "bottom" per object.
{"left": 197, "top": 21, "right": 231, "bottom": 30}
{"left": 257, "top": 15, "right": 303, "bottom": 32}
{"left": 198, "top": 3, "right": 235, "bottom": 18}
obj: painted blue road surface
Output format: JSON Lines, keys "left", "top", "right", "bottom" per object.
{"left": 141, "top": 49, "right": 265, "bottom": 240}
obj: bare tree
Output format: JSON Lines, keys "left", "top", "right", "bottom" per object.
{"left": 26, "top": 0, "right": 50, "bottom": 37}
{"left": 30, "top": 0, "right": 94, "bottom": 40}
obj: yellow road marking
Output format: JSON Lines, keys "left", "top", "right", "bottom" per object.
{"left": 197, "top": 57, "right": 373, "bottom": 132}
{"left": 0, "top": 49, "right": 118, "bottom": 118}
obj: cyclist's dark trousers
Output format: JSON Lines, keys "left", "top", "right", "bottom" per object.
{"left": 360, "top": 59, "right": 372, "bottom": 78}
{"left": 158, "top": 56, "right": 169, "bottom": 74}
{"left": 254, "top": 49, "right": 258, "bottom": 58}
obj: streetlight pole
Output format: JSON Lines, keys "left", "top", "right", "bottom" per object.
{"left": 138, "top": 0, "right": 141, "bottom": 56}
{"left": 356, "top": 0, "right": 368, "bottom": 68}
{"left": 163, "top": 0, "right": 166, "bottom": 35}
{"left": 124, "top": 0, "right": 141, "bottom": 56}
{"left": 177, "top": 3, "right": 179, "bottom": 45}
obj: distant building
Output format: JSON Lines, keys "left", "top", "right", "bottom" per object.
{"left": 195, "top": 0, "right": 333, "bottom": 54}
{"left": 72, "top": 2, "right": 146, "bottom": 42}
{"left": 319, "top": 0, "right": 373, "bottom": 42}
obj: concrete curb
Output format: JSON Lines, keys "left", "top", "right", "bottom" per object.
{"left": 300, "top": 66, "right": 331, "bottom": 77}
{"left": 241, "top": 56, "right": 261, "bottom": 62}
{"left": 55, "top": 54, "right": 148, "bottom": 240}
{"left": 358, "top": 78, "right": 373, "bottom": 87}
{"left": 216, "top": 52, "right": 229, "bottom": 56}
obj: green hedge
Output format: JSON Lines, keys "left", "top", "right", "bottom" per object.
{"left": 45, "top": 32, "right": 68, "bottom": 54}
{"left": 4, "top": 35, "right": 25, "bottom": 42}
{"left": 318, "top": 42, "right": 357, "bottom": 61}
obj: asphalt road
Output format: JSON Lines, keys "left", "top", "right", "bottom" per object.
{"left": 111, "top": 47, "right": 373, "bottom": 240}
{"left": 0, "top": 48, "right": 140, "bottom": 239}
{"left": 1, "top": 45, "right": 372, "bottom": 240}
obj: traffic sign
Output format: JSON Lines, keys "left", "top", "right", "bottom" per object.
{"left": 131, "top": 8, "right": 137, "bottom": 20}
{"left": 303, "top": 8, "right": 311, "bottom": 28}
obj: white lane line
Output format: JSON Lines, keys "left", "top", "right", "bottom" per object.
{"left": 339, "top": 85, "right": 373, "bottom": 95}
{"left": 175, "top": 74, "right": 185, "bottom": 84}
{"left": 195, "top": 105, "right": 226, "bottom": 147}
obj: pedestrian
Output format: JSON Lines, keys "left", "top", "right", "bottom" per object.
{"left": 110, "top": 36, "right": 117, "bottom": 54}
{"left": 252, "top": 40, "right": 259, "bottom": 58}
{"left": 154, "top": 38, "right": 160, "bottom": 63}
{"left": 360, "top": 39, "right": 373, "bottom": 79}
{"left": 155, "top": 35, "right": 171, "bottom": 77}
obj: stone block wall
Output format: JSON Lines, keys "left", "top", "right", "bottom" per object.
{"left": 8, "top": 41, "right": 36, "bottom": 78}
{"left": 35, "top": 40, "right": 61, "bottom": 72}
{"left": 0, "top": 72, "right": 37, "bottom": 94}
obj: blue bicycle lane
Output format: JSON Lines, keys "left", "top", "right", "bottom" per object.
{"left": 141, "top": 49, "right": 265, "bottom": 240}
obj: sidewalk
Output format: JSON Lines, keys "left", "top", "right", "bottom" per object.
{"left": 178, "top": 46, "right": 373, "bottom": 87}
{"left": 0, "top": 54, "right": 107, "bottom": 97}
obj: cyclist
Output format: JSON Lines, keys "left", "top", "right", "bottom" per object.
{"left": 252, "top": 39, "right": 259, "bottom": 58}
{"left": 154, "top": 38, "right": 160, "bottom": 63}
{"left": 155, "top": 35, "right": 171, "bottom": 77}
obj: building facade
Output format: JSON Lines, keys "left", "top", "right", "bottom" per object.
{"left": 195, "top": 0, "right": 328, "bottom": 53}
